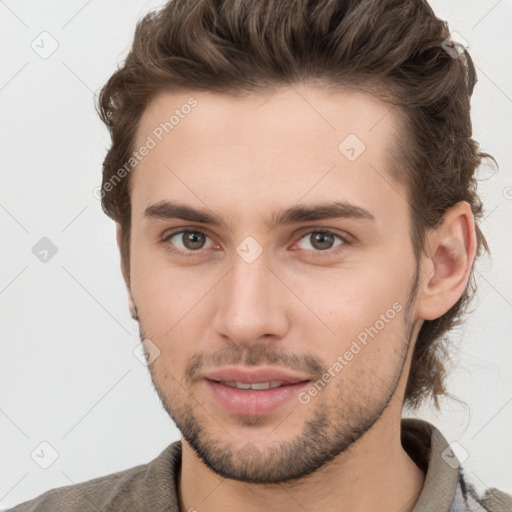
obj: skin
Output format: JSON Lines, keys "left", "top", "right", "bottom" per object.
{"left": 118, "top": 85, "right": 476, "bottom": 512}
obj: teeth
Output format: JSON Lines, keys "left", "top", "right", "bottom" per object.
{"left": 228, "top": 381, "right": 251, "bottom": 389}
{"left": 221, "top": 381, "right": 286, "bottom": 390}
{"left": 251, "top": 382, "right": 274, "bottom": 390}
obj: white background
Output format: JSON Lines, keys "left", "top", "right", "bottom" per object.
{"left": 1, "top": 0, "right": 511, "bottom": 508}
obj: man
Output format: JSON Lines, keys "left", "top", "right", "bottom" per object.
{"left": 7, "top": 0, "right": 511, "bottom": 511}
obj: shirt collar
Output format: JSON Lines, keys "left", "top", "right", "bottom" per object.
{"left": 402, "top": 418, "right": 460, "bottom": 512}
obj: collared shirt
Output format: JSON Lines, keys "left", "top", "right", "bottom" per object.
{"left": 5, "top": 418, "right": 511, "bottom": 512}
{"left": 401, "top": 419, "right": 511, "bottom": 511}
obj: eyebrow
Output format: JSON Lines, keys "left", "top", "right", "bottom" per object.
{"left": 143, "top": 199, "right": 376, "bottom": 230}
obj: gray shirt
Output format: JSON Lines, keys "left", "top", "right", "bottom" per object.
{"left": 6, "top": 418, "right": 511, "bottom": 512}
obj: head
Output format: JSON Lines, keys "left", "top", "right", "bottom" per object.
{"left": 96, "top": 0, "right": 493, "bottom": 483}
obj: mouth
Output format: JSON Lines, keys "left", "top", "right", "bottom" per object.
{"left": 204, "top": 370, "right": 311, "bottom": 416}
{"left": 207, "top": 379, "right": 308, "bottom": 390}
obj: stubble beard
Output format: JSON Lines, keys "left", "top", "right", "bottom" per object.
{"left": 139, "top": 269, "right": 420, "bottom": 484}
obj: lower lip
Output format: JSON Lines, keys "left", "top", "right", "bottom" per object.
{"left": 205, "top": 379, "right": 310, "bottom": 416}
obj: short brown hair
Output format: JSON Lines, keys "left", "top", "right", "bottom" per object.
{"left": 96, "top": 0, "right": 495, "bottom": 409}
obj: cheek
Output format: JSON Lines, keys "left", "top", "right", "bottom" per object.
{"left": 294, "top": 262, "right": 412, "bottom": 357}
{"left": 130, "top": 255, "right": 215, "bottom": 372}
{"left": 130, "top": 242, "right": 206, "bottom": 325}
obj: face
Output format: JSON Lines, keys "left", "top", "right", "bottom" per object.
{"left": 126, "top": 85, "right": 421, "bottom": 484}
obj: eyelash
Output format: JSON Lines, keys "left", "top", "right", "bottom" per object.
{"left": 161, "top": 228, "right": 351, "bottom": 258}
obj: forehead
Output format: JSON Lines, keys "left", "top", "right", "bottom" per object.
{"left": 130, "top": 86, "right": 407, "bottom": 227}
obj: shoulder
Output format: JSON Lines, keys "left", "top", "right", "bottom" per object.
{"left": 457, "top": 469, "right": 512, "bottom": 512}
{"left": 477, "top": 487, "right": 512, "bottom": 512}
{"left": 5, "top": 463, "right": 148, "bottom": 512}
{"left": 401, "top": 418, "right": 512, "bottom": 512}
{"left": 5, "top": 442, "right": 182, "bottom": 512}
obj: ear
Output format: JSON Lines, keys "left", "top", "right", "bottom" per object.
{"left": 116, "top": 223, "right": 138, "bottom": 321}
{"left": 416, "top": 201, "right": 477, "bottom": 321}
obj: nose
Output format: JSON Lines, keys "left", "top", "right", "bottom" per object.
{"left": 212, "top": 251, "right": 290, "bottom": 347}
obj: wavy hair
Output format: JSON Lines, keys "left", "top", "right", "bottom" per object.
{"left": 96, "top": 0, "right": 495, "bottom": 409}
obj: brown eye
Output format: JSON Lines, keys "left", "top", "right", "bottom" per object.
{"left": 296, "top": 230, "right": 345, "bottom": 252}
{"left": 164, "top": 229, "right": 215, "bottom": 254}
{"left": 180, "top": 231, "right": 207, "bottom": 250}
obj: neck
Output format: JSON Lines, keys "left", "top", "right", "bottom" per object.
{"left": 178, "top": 413, "right": 425, "bottom": 512}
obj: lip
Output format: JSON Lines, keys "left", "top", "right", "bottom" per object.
{"left": 204, "top": 368, "right": 311, "bottom": 416}
{"left": 203, "top": 367, "right": 311, "bottom": 384}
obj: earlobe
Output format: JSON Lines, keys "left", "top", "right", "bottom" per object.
{"left": 416, "top": 202, "right": 477, "bottom": 321}
{"left": 115, "top": 223, "right": 138, "bottom": 321}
